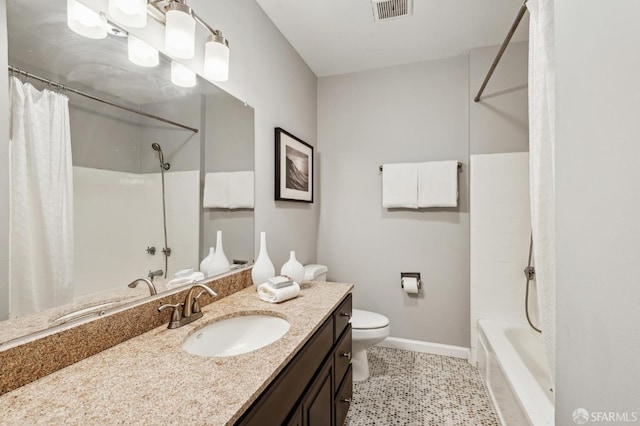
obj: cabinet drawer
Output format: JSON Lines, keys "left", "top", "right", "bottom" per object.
{"left": 333, "top": 294, "right": 352, "bottom": 342}
{"left": 333, "top": 325, "right": 352, "bottom": 393}
{"left": 335, "top": 365, "right": 353, "bottom": 426}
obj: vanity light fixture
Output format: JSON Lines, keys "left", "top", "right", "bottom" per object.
{"left": 67, "top": 0, "right": 230, "bottom": 82}
{"left": 67, "top": 0, "right": 107, "bottom": 39}
{"left": 203, "top": 31, "right": 230, "bottom": 82}
{"left": 128, "top": 34, "right": 160, "bottom": 67}
{"left": 108, "top": 0, "right": 148, "bottom": 28}
{"left": 171, "top": 60, "right": 196, "bottom": 88}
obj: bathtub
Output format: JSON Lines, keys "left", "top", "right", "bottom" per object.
{"left": 477, "top": 319, "right": 554, "bottom": 426}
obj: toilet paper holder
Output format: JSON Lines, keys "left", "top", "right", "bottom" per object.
{"left": 400, "top": 272, "right": 422, "bottom": 289}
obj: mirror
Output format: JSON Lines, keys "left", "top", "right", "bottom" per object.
{"left": 0, "top": 0, "right": 254, "bottom": 345}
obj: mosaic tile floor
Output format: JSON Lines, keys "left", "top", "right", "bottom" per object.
{"left": 345, "top": 347, "right": 499, "bottom": 426}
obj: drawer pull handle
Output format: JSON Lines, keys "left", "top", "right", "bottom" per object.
{"left": 340, "top": 352, "right": 352, "bottom": 361}
{"left": 340, "top": 312, "right": 351, "bottom": 318}
{"left": 340, "top": 398, "right": 352, "bottom": 404}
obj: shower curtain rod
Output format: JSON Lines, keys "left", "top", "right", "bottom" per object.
{"left": 473, "top": 3, "right": 528, "bottom": 103}
{"left": 8, "top": 65, "right": 199, "bottom": 133}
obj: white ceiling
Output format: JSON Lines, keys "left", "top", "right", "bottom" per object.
{"left": 255, "top": 0, "right": 529, "bottom": 77}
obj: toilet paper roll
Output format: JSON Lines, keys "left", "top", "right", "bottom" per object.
{"left": 402, "top": 277, "right": 419, "bottom": 294}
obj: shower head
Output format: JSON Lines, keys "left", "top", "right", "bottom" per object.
{"left": 151, "top": 143, "right": 170, "bottom": 170}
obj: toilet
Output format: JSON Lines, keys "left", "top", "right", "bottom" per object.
{"left": 304, "top": 265, "right": 390, "bottom": 381}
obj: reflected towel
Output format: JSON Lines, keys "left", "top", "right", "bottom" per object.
{"left": 382, "top": 163, "right": 418, "bottom": 208}
{"left": 257, "top": 282, "right": 300, "bottom": 303}
{"left": 167, "top": 272, "right": 205, "bottom": 289}
{"left": 203, "top": 172, "right": 230, "bottom": 208}
{"left": 417, "top": 161, "right": 458, "bottom": 208}
{"left": 229, "top": 171, "right": 254, "bottom": 209}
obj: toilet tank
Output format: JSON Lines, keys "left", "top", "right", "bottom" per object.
{"left": 303, "top": 264, "right": 328, "bottom": 282}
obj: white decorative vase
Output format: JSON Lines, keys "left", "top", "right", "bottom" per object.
{"left": 252, "top": 231, "right": 275, "bottom": 288}
{"left": 280, "top": 251, "right": 304, "bottom": 284}
{"left": 200, "top": 247, "right": 215, "bottom": 274}
{"left": 208, "top": 231, "right": 230, "bottom": 276}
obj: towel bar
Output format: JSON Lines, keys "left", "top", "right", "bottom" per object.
{"left": 379, "top": 162, "right": 463, "bottom": 173}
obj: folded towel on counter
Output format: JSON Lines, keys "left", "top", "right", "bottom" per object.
{"left": 174, "top": 268, "right": 195, "bottom": 278}
{"left": 229, "top": 171, "right": 254, "bottom": 209}
{"left": 167, "top": 271, "right": 205, "bottom": 289}
{"left": 257, "top": 282, "right": 301, "bottom": 303}
{"left": 203, "top": 172, "right": 230, "bottom": 208}
{"left": 417, "top": 161, "right": 459, "bottom": 208}
{"left": 382, "top": 163, "right": 418, "bottom": 208}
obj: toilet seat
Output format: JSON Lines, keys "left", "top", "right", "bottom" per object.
{"left": 351, "top": 309, "right": 389, "bottom": 330}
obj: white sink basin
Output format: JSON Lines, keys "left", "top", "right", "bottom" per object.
{"left": 182, "top": 314, "right": 290, "bottom": 357}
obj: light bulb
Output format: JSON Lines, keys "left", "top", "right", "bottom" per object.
{"left": 67, "top": 0, "right": 107, "bottom": 39}
{"left": 165, "top": 3, "right": 196, "bottom": 59}
{"left": 171, "top": 61, "right": 196, "bottom": 88}
{"left": 128, "top": 35, "right": 159, "bottom": 67}
{"left": 108, "top": 0, "right": 147, "bottom": 28}
{"left": 203, "top": 34, "right": 230, "bottom": 82}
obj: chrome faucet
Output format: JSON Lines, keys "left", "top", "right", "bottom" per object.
{"left": 158, "top": 283, "right": 218, "bottom": 329}
{"left": 127, "top": 277, "right": 158, "bottom": 296}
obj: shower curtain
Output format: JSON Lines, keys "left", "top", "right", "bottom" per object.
{"left": 9, "top": 76, "right": 74, "bottom": 317}
{"left": 527, "top": 0, "right": 556, "bottom": 388}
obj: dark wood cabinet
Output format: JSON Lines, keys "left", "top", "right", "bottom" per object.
{"left": 237, "top": 293, "right": 353, "bottom": 426}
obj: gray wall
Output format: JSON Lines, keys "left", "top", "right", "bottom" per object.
{"left": 317, "top": 56, "right": 470, "bottom": 347}
{"left": 139, "top": 94, "right": 203, "bottom": 174}
{"left": 192, "top": 0, "right": 319, "bottom": 271}
{"left": 555, "top": 1, "right": 640, "bottom": 423}
{"left": 202, "top": 92, "right": 255, "bottom": 263}
{"left": 0, "top": 0, "right": 8, "bottom": 320}
{"left": 470, "top": 41, "right": 529, "bottom": 154}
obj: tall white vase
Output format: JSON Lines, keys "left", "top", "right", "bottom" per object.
{"left": 208, "top": 231, "right": 230, "bottom": 276}
{"left": 252, "top": 231, "right": 275, "bottom": 288}
{"left": 280, "top": 251, "right": 304, "bottom": 284}
{"left": 200, "top": 247, "right": 215, "bottom": 274}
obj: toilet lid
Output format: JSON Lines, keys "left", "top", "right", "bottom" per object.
{"left": 351, "top": 309, "right": 389, "bottom": 330}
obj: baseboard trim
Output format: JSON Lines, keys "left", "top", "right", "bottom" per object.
{"left": 376, "top": 336, "right": 470, "bottom": 359}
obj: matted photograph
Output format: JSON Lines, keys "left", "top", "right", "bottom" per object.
{"left": 275, "top": 127, "right": 313, "bottom": 202}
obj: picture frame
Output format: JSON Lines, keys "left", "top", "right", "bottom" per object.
{"left": 275, "top": 127, "right": 314, "bottom": 203}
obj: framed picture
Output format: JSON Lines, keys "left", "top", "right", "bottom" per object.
{"left": 275, "top": 127, "right": 314, "bottom": 203}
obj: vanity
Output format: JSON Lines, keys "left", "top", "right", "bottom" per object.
{"left": 0, "top": 280, "right": 353, "bottom": 425}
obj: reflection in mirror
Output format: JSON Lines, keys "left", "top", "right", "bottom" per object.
{"left": 1, "top": 0, "right": 254, "bottom": 345}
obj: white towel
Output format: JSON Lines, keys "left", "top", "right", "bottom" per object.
{"left": 417, "top": 161, "right": 459, "bottom": 208}
{"left": 382, "top": 163, "right": 418, "bottom": 208}
{"left": 167, "top": 272, "right": 205, "bottom": 289}
{"left": 229, "top": 171, "right": 254, "bottom": 209}
{"left": 257, "top": 282, "right": 301, "bottom": 303}
{"left": 203, "top": 172, "right": 230, "bottom": 208}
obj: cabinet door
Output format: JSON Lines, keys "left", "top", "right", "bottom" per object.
{"left": 302, "top": 361, "right": 334, "bottom": 426}
{"left": 286, "top": 406, "right": 303, "bottom": 426}
{"left": 335, "top": 365, "right": 353, "bottom": 426}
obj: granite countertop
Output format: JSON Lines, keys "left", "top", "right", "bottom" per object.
{"left": 0, "top": 281, "right": 353, "bottom": 425}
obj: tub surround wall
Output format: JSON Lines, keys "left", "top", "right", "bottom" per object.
{"left": 73, "top": 168, "right": 200, "bottom": 298}
{"left": 317, "top": 55, "right": 470, "bottom": 347}
{"left": 555, "top": 1, "right": 640, "bottom": 422}
{"left": 0, "top": 268, "right": 252, "bottom": 395}
{"left": 0, "top": 281, "right": 353, "bottom": 424}
{"left": 469, "top": 152, "right": 531, "bottom": 364}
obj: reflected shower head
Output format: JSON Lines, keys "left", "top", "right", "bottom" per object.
{"left": 151, "top": 143, "right": 170, "bottom": 170}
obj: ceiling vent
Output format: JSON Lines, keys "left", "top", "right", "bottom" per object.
{"left": 371, "top": 0, "right": 413, "bottom": 22}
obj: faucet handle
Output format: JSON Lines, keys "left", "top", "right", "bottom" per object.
{"left": 158, "top": 303, "right": 183, "bottom": 329}
{"left": 192, "top": 291, "right": 209, "bottom": 314}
